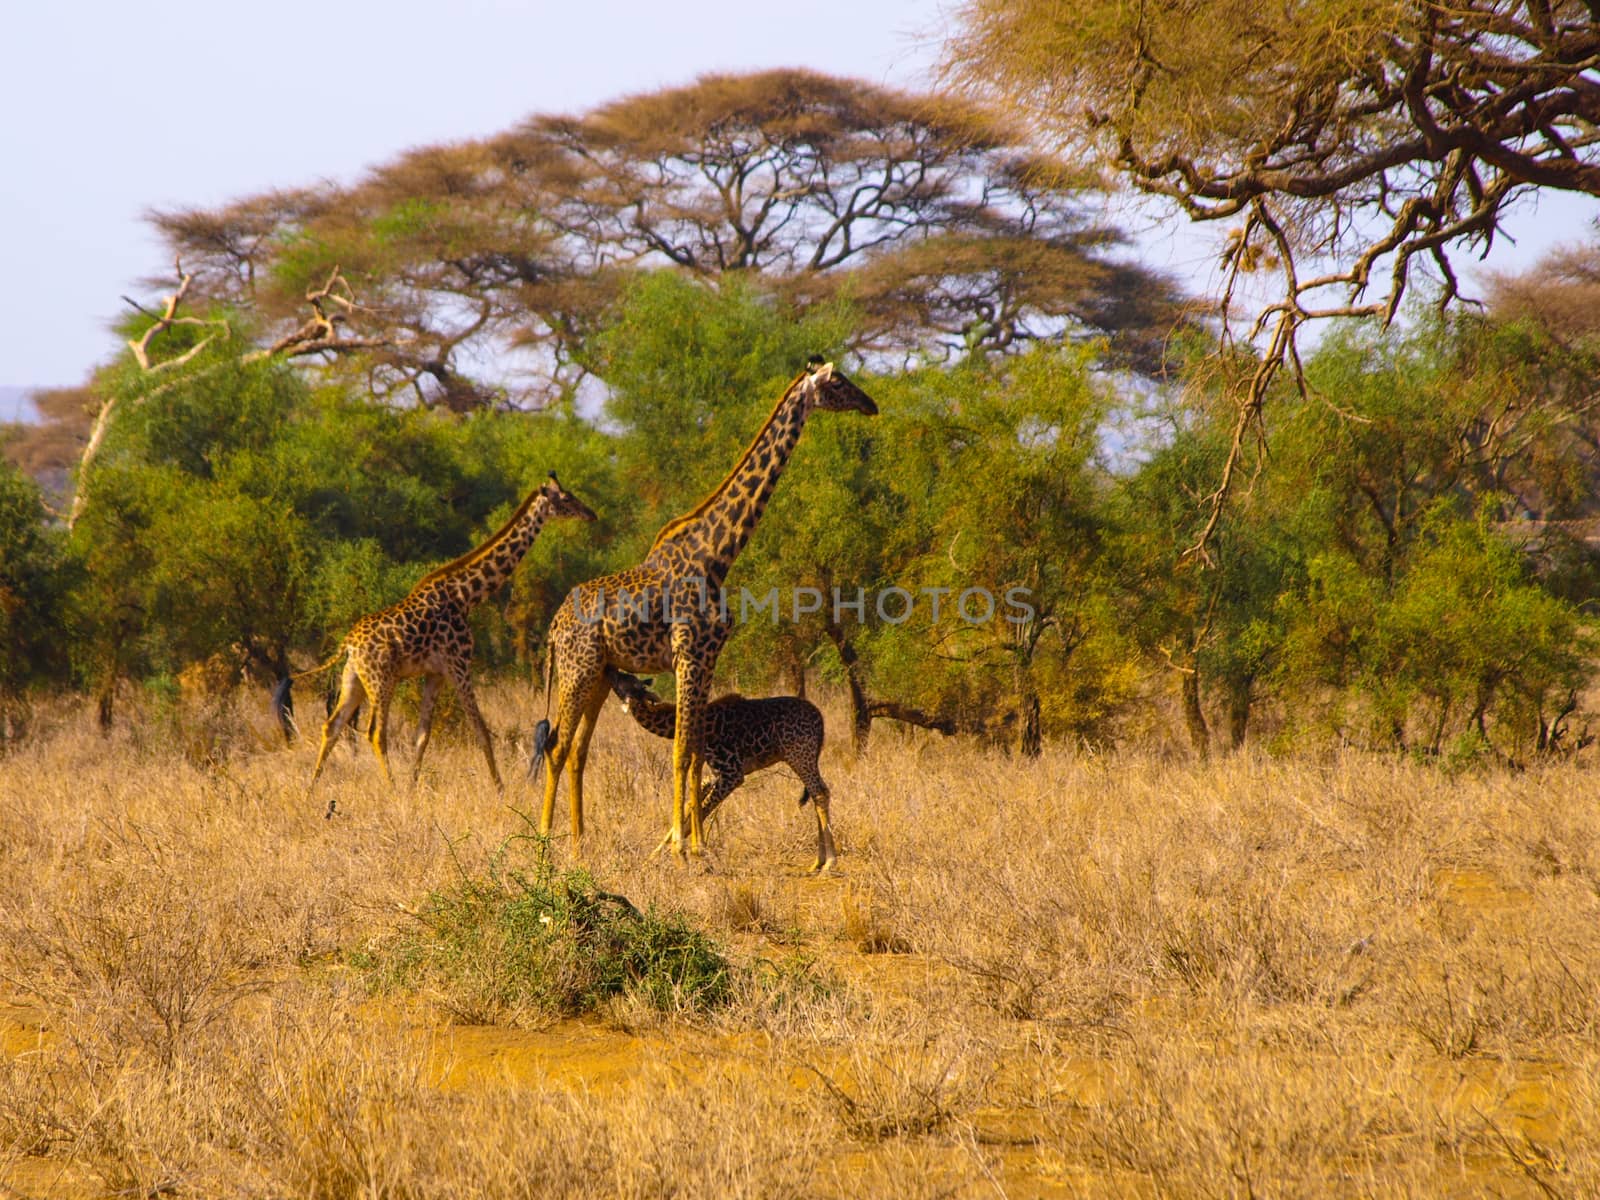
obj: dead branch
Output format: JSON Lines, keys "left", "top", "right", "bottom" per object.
{"left": 67, "top": 262, "right": 389, "bottom": 529}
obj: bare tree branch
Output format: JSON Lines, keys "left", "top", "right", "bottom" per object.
{"left": 68, "top": 264, "right": 391, "bottom": 529}
{"left": 948, "top": 0, "right": 1600, "bottom": 560}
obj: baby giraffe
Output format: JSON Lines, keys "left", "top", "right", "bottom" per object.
{"left": 304, "top": 472, "right": 595, "bottom": 805}
{"left": 606, "top": 670, "right": 836, "bottom": 871}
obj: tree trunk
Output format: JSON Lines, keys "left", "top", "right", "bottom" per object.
{"left": 1017, "top": 691, "right": 1042, "bottom": 758}
{"left": 824, "top": 618, "right": 872, "bottom": 753}
{"left": 1538, "top": 690, "right": 1577, "bottom": 754}
{"left": 1181, "top": 671, "right": 1209, "bottom": 761}
{"left": 1015, "top": 658, "right": 1041, "bottom": 758}
{"left": 94, "top": 626, "right": 127, "bottom": 733}
{"left": 96, "top": 671, "right": 116, "bottom": 732}
{"left": 1429, "top": 702, "right": 1450, "bottom": 757}
{"left": 1225, "top": 675, "right": 1252, "bottom": 751}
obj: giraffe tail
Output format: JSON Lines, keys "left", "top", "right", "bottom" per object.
{"left": 539, "top": 634, "right": 557, "bottom": 720}
{"left": 529, "top": 719, "right": 556, "bottom": 778}
{"left": 292, "top": 645, "right": 347, "bottom": 683}
{"left": 529, "top": 630, "right": 559, "bottom": 777}
{"left": 274, "top": 645, "right": 346, "bottom": 744}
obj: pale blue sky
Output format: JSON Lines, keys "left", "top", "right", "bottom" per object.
{"left": 0, "top": 0, "right": 947, "bottom": 390}
{"left": 3, "top": 1, "right": 1596, "bottom": 396}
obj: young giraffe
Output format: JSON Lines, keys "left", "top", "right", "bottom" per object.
{"left": 305, "top": 472, "right": 595, "bottom": 805}
{"left": 606, "top": 670, "right": 836, "bottom": 872}
{"left": 538, "top": 359, "right": 876, "bottom": 859}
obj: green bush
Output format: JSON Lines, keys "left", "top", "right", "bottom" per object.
{"left": 0, "top": 460, "right": 72, "bottom": 701}
{"left": 356, "top": 833, "right": 733, "bottom": 1024}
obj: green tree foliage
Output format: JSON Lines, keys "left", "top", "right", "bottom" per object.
{"left": 0, "top": 460, "right": 71, "bottom": 706}
{"left": 1109, "top": 308, "right": 1600, "bottom": 760}
{"left": 765, "top": 347, "right": 1136, "bottom": 753}
{"left": 898, "top": 349, "right": 1131, "bottom": 754}
{"left": 64, "top": 342, "right": 617, "bottom": 724}
{"left": 946, "top": 1, "right": 1600, "bottom": 557}
{"left": 1261, "top": 319, "right": 1598, "bottom": 758}
{"left": 1279, "top": 507, "right": 1595, "bottom": 760}
{"left": 1112, "top": 394, "right": 1300, "bottom": 757}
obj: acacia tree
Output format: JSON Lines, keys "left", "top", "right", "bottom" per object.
{"left": 1485, "top": 240, "right": 1600, "bottom": 352}
{"left": 948, "top": 0, "right": 1600, "bottom": 551}
{"left": 150, "top": 69, "right": 1186, "bottom": 406}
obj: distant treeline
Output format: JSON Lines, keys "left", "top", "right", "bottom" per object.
{"left": 5, "top": 266, "right": 1600, "bottom": 764}
{"left": 4, "top": 68, "right": 1600, "bottom": 763}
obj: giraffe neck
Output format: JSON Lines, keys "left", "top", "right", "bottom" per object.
{"left": 622, "top": 694, "right": 677, "bottom": 740}
{"left": 645, "top": 382, "right": 809, "bottom": 585}
{"left": 416, "top": 492, "right": 552, "bottom": 610}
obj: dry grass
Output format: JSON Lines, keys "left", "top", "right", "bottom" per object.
{"left": 2, "top": 683, "right": 1598, "bottom": 1197}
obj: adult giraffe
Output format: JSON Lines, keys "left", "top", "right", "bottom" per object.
{"left": 302, "top": 472, "right": 595, "bottom": 802}
{"left": 537, "top": 358, "right": 876, "bottom": 859}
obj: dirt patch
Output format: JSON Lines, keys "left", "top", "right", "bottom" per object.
{"left": 1435, "top": 867, "right": 1533, "bottom": 914}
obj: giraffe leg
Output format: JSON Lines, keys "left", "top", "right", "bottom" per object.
{"left": 690, "top": 748, "right": 709, "bottom": 849}
{"left": 447, "top": 664, "right": 501, "bottom": 790}
{"left": 804, "top": 776, "right": 836, "bottom": 873}
{"left": 697, "top": 767, "right": 741, "bottom": 828}
{"left": 309, "top": 662, "right": 364, "bottom": 800}
{"left": 791, "top": 735, "right": 836, "bottom": 871}
{"left": 565, "top": 686, "right": 607, "bottom": 855}
{"left": 411, "top": 674, "right": 444, "bottom": 785}
{"left": 541, "top": 668, "right": 601, "bottom": 838}
{"left": 669, "top": 659, "right": 711, "bottom": 860}
{"left": 364, "top": 670, "right": 397, "bottom": 789}
{"left": 649, "top": 770, "right": 735, "bottom": 860}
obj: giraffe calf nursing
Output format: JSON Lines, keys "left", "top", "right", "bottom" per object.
{"left": 303, "top": 472, "right": 595, "bottom": 805}
{"left": 608, "top": 670, "right": 837, "bottom": 872}
{"left": 537, "top": 360, "right": 876, "bottom": 860}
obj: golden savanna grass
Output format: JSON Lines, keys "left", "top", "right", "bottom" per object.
{"left": 2, "top": 683, "right": 1599, "bottom": 1197}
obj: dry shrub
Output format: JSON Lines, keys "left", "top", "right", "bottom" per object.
{"left": 838, "top": 887, "right": 909, "bottom": 955}
{"left": 800, "top": 1026, "right": 990, "bottom": 1142}
{"left": 0, "top": 833, "right": 270, "bottom": 1069}
{"left": 716, "top": 877, "right": 803, "bottom": 943}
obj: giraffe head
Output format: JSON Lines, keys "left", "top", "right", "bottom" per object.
{"left": 798, "top": 356, "right": 878, "bottom": 416}
{"left": 540, "top": 471, "right": 598, "bottom": 522}
{"left": 606, "top": 668, "right": 658, "bottom": 714}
